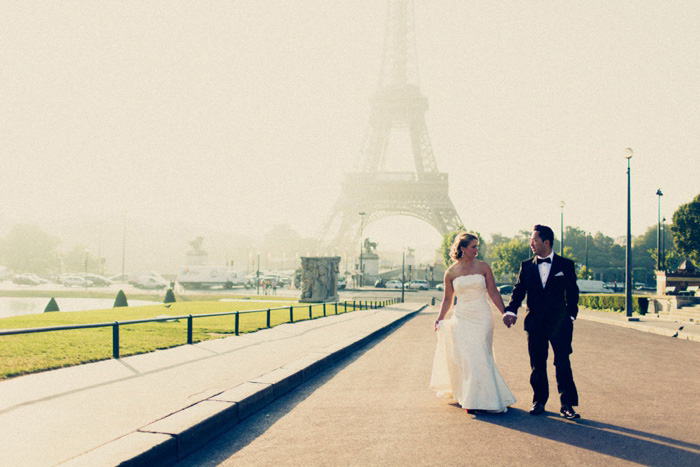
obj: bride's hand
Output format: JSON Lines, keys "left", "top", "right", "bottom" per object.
{"left": 434, "top": 319, "right": 441, "bottom": 331}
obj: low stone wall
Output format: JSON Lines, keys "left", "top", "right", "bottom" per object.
{"left": 648, "top": 296, "right": 700, "bottom": 313}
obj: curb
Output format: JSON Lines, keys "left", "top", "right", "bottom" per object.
{"left": 61, "top": 305, "right": 425, "bottom": 466}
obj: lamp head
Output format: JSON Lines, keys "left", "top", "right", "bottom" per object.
{"left": 624, "top": 148, "right": 633, "bottom": 159}
{"left": 656, "top": 189, "right": 663, "bottom": 196}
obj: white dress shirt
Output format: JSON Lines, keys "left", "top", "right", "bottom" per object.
{"left": 536, "top": 252, "right": 555, "bottom": 287}
{"left": 503, "top": 252, "right": 573, "bottom": 322}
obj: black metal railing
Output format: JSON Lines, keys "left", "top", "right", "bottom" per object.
{"left": 0, "top": 298, "right": 401, "bottom": 359}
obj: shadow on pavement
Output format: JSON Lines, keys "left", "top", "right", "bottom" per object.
{"left": 477, "top": 408, "right": 700, "bottom": 464}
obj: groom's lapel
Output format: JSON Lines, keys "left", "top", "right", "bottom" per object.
{"left": 529, "top": 257, "right": 545, "bottom": 290}
{"left": 544, "top": 254, "right": 562, "bottom": 289}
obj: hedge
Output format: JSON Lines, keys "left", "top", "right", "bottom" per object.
{"left": 578, "top": 294, "right": 649, "bottom": 315}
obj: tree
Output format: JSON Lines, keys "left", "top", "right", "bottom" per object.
{"left": 671, "top": 193, "right": 700, "bottom": 264}
{"left": 491, "top": 238, "right": 531, "bottom": 282}
{"left": 0, "top": 224, "right": 61, "bottom": 274}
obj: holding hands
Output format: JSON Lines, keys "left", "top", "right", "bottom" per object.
{"left": 503, "top": 313, "right": 516, "bottom": 328}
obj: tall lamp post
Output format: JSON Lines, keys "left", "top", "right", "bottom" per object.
{"left": 560, "top": 201, "right": 565, "bottom": 255}
{"left": 401, "top": 250, "right": 406, "bottom": 303}
{"left": 585, "top": 232, "right": 589, "bottom": 280}
{"left": 624, "top": 148, "right": 636, "bottom": 320}
{"left": 656, "top": 189, "right": 663, "bottom": 270}
{"left": 358, "top": 212, "right": 366, "bottom": 287}
{"left": 661, "top": 217, "right": 666, "bottom": 270}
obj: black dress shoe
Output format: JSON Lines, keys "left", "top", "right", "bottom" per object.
{"left": 560, "top": 405, "right": 580, "bottom": 419}
{"left": 529, "top": 402, "right": 545, "bottom": 415}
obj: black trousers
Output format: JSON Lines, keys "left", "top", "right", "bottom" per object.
{"left": 527, "top": 319, "right": 578, "bottom": 406}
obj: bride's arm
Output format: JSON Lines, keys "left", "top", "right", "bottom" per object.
{"left": 434, "top": 272, "right": 454, "bottom": 331}
{"left": 483, "top": 263, "right": 506, "bottom": 314}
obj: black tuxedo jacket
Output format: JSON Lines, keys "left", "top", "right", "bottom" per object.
{"left": 505, "top": 254, "right": 579, "bottom": 334}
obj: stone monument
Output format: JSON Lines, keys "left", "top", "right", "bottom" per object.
{"left": 300, "top": 256, "right": 341, "bottom": 303}
{"left": 360, "top": 238, "right": 380, "bottom": 285}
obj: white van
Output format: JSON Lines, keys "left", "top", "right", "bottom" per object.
{"left": 576, "top": 279, "right": 610, "bottom": 293}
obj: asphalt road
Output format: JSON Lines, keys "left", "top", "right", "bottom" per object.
{"left": 176, "top": 307, "right": 700, "bottom": 466}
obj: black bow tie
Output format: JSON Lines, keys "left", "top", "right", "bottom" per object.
{"left": 536, "top": 257, "right": 551, "bottom": 265}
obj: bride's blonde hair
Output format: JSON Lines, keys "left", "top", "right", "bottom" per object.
{"left": 450, "top": 232, "right": 479, "bottom": 262}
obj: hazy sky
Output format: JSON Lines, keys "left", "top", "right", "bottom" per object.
{"left": 2, "top": 1, "right": 699, "bottom": 270}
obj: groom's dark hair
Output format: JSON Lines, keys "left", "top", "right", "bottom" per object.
{"left": 533, "top": 224, "right": 554, "bottom": 247}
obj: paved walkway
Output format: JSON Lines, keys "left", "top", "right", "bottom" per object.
{"left": 178, "top": 307, "right": 700, "bottom": 466}
{"left": 0, "top": 303, "right": 697, "bottom": 466}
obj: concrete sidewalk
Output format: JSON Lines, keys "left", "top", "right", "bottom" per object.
{"left": 577, "top": 307, "right": 700, "bottom": 342}
{"left": 0, "top": 303, "right": 424, "bottom": 466}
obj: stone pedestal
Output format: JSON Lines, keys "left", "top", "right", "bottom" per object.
{"left": 360, "top": 252, "right": 379, "bottom": 284}
{"left": 300, "top": 256, "right": 341, "bottom": 303}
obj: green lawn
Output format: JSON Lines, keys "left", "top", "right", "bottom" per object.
{"left": 0, "top": 298, "right": 364, "bottom": 380}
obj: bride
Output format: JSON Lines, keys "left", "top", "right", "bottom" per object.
{"left": 430, "top": 232, "right": 516, "bottom": 413}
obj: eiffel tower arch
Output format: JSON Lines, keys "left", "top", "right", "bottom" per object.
{"left": 319, "top": 0, "right": 463, "bottom": 252}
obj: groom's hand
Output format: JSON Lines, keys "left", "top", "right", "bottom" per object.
{"left": 503, "top": 314, "right": 517, "bottom": 328}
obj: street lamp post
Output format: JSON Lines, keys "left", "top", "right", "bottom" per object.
{"left": 656, "top": 189, "right": 663, "bottom": 270}
{"left": 121, "top": 214, "right": 126, "bottom": 281}
{"left": 585, "top": 232, "right": 589, "bottom": 280}
{"left": 358, "top": 212, "right": 366, "bottom": 287}
{"left": 661, "top": 217, "right": 666, "bottom": 270}
{"left": 401, "top": 250, "right": 405, "bottom": 303}
{"left": 624, "top": 148, "right": 636, "bottom": 320}
{"left": 560, "top": 201, "right": 565, "bottom": 255}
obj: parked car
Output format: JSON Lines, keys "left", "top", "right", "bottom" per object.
{"left": 108, "top": 273, "right": 129, "bottom": 283}
{"left": 385, "top": 280, "right": 404, "bottom": 289}
{"left": 62, "top": 275, "right": 94, "bottom": 287}
{"left": 78, "top": 273, "right": 112, "bottom": 287}
{"left": 12, "top": 274, "right": 42, "bottom": 286}
{"left": 374, "top": 279, "right": 386, "bottom": 288}
{"left": 497, "top": 284, "right": 514, "bottom": 294}
{"left": 408, "top": 280, "right": 429, "bottom": 290}
{"left": 337, "top": 276, "right": 346, "bottom": 290}
{"left": 134, "top": 275, "right": 168, "bottom": 290}
{"left": 436, "top": 283, "right": 445, "bottom": 291}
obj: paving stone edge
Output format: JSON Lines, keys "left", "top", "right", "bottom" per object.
{"left": 60, "top": 305, "right": 425, "bottom": 466}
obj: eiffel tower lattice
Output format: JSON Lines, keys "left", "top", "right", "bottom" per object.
{"left": 319, "top": 0, "right": 463, "bottom": 252}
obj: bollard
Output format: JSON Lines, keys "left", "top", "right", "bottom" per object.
{"left": 309, "top": 305, "right": 312, "bottom": 320}
{"left": 267, "top": 308, "right": 271, "bottom": 328}
{"left": 335, "top": 302, "right": 338, "bottom": 315}
{"left": 112, "top": 322, "right": 120, "bottom": 359}
{"left": 290, "top": 306, "right": 294, "bottom": 323}
{"left": 431, "top": 297, "right": 436, "bottom": 306}
{"left": 323, "top": 303, "right": 326, "bottom": 317}
{"left": 235, "top": 312, "right": 240, "bottom": 336}
{"left": 187, "top": 315, "right": 193, "bottom": 344}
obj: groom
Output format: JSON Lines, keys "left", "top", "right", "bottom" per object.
{"left": 503, "top": 224, "right": 581, "bottom": 419}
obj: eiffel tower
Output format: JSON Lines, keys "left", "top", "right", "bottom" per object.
{"left": 319, "top": 0, "right": 463, "bottom": 252}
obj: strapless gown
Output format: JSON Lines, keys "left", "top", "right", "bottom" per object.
{"left": 430, "top": 274, "right": 516, "bottom": 412}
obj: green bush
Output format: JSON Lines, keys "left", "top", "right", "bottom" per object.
{"left": 578, "top": 294, "right": 648, "bottom": 315}
{"left": 44, "top": 298, "right": 60, "bottom": 313}
{"left": 114, "top": 290, "right": 128, "bottom": 308}
{"left": 164, "top": 289, "right": 176, "bottom": 304}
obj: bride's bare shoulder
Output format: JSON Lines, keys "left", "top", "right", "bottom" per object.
{"left": 444, "top": 263, "right": 459, "bottom": 280}
{"left": 476, "top": 260, "right": 492, "bottom": 273}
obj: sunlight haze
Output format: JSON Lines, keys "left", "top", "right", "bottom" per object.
{"left": 2, "top": 0, "right": 698, "bottom": 273}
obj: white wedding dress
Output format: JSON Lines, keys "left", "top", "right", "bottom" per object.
{"left": 430, "top": 274, "right": 516, "bottom": 412}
